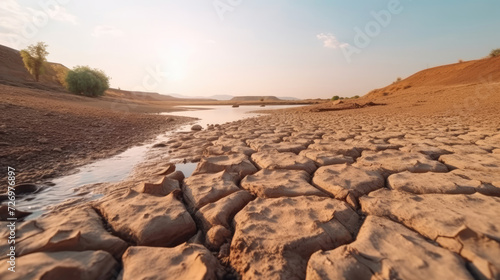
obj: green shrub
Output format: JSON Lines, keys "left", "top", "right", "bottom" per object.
{"left": 490, "top": 48, "right": 500, "bottom": 58}
{"left": 65, "top": 66, "right": 110, "bottom": 97}
{"left": 331, "top": 95, "right": 340, "bottom": 101}
{"left": 352, "top": 95, "right": 360, "bottom": 99}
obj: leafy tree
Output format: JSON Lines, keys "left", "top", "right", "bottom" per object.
{"left": 52, "top": 64, "right": 69, "bottom": 87}
{"left": 331, "top": 95, "right": 340, "bottom": 101}
{"left": 490, "top": 48, "right": 500, "bottom": 58}
{"left": 65, "top": 66, "right": 110, "bottom": 97}
{"left": 20, "top": 42, "right": 49, "bottom": 82}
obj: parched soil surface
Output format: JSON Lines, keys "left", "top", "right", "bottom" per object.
{"left": 3, "top": 101, "right": 499, "bottom": 279}
{"left": 0, "top": 84, "right": 193, "bottom": 187}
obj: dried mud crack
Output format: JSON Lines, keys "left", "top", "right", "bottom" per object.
{"left": 1, "top": 107, "right": 499, "bottom": 280}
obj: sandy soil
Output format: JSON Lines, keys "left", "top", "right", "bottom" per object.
{"left": 0, "top": 83, "right": 318, "bottom": 189}
{"left": 0, "top": 84, "right": 196, "bottom": 187}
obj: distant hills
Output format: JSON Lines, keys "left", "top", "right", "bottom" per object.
{"left": 0, "top": 44, "right": 301, "bottom": 103}
{"left": 170, "top": 93, "right": 300, "bottom": 101}
{"left": 105, "top": 88, "right": 213, "bottom": 102}
{"left": 231, "top": 96, "right": 280, "bottom": 101}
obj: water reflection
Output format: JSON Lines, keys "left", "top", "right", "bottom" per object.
{"left": 13, "top": 105, "right": 302, "bottom": 218}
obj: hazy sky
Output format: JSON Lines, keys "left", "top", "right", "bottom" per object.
{"left": 1, "top": 0, "right": 500, "bottom": 98}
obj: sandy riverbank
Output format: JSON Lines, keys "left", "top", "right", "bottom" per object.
{"left": 0, "top": 84, "right": 199, "bottom": 187}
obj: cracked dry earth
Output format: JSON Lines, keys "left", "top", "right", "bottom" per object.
{"left": 1, "top": 110, "right": 500, "bottom": 280}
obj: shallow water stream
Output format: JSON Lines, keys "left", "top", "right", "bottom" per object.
{"left": 14, "top": 105, "right": 302, "bottom": 219}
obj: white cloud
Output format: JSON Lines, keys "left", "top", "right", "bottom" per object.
{"left": 316, "top": 33, "right": 349, "bottom": 49}
{"left": 0, "top": 0, "right": 77, "bottom": 48}
{"left": 91, "top": 25, "right": 125, "bottom": 38}
{"left": 0, "top": 0, "right": 29, "bottom": 30}
{"left": 51, "top": 7, "right": 78, "bottom": 25}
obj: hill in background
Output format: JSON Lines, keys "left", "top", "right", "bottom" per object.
{"left": 231, "top": 96, "right": 281, "bottom": 101}
{"left": 105, "top": 88, "right": 215, "bottom": 102}
{"left": 0, "top": 44, "right": 68, "bottom": 91}
{"left": 307, "top": 55, "right": 500, "bottom": 115}
{"left": 366, "top": 57, "right": 500, "bottom": 99}
{"left": 0, "top": 44, "right": 217, "bottom": 103}
{"left": 361, "top": 56, "right": 500, "bottom": 114}
{"left": 170, "top": 94, "right": 301, "bottom": 101}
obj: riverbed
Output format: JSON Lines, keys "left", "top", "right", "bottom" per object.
{"left": 14, "top": 105, "right": 302, "bottom": 219}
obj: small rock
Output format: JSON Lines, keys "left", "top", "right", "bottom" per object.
{"left": 37, "top": 137, "right": 49, "bottom": 144}
{"left": 52, "top": 147, "right": 63, "bottom": 152}
{"left": 0, "top": 205, "right": 31, "bottom": 220}
{"left": 14, "top": 183, "right": 40, "bottom": 195}
{"left": 191, "top": 124, "right": 203, "bottom": 131}
{"left": 152, "top": 142, "right": 167, "bottom": 148}
{"left": 206, "top": 225, "right": 232, "bottom": 250}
